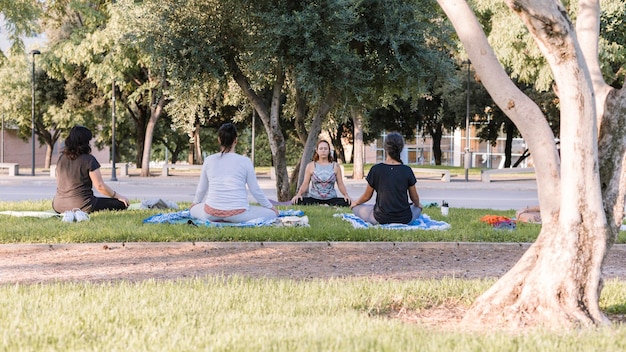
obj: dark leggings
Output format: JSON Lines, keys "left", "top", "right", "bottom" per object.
{"left": 295, "top": 197, "right": 351, "bottom": 207}
{"left": 91, "top": 197, "right": 128, "bottom": 212}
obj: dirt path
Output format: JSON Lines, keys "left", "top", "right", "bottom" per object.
{"left": 2, "top": 242, "right": 626, "bottom": 284}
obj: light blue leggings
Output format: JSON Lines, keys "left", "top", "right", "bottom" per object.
{"left": 352, "top": 204, "right": 422, "bottom": 225}
{"left": 190, "top": 204, "right": 277, "bottom": 223}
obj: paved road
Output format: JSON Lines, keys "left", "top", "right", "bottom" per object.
{"left": 0, "top": 171, "right": 538, "bottom": 210}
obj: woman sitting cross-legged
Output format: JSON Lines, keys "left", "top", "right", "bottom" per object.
{"left": 52, "top": 125, "right": 129, "bottom": 214}
{"left": 350, "top": 132, "right": 422, "bottom": 225}
{"left": 190, "top": 123, "right": 278, "bottom": 223}
{"left": 290, "top": 139, "right": 352, "bottom": 207}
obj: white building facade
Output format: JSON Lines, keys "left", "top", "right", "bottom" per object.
{"left": 363, "top": 124, "right": 532, "bottom": 169}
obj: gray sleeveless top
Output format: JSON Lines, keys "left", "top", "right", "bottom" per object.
{"left": 309, "top": 162, "right": 337, "bottom": 199}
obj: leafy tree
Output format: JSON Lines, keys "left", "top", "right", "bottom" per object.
{"left": 438, "top": 0, "right": 626, "bottom": 328}
{"left": 0, "top": 53, "right": 67, "bottom": 168}
{"left": 367, "top": 98, "right": 421, "bottom": 143}
{"left": 130, "top": 0, "right": 454, "bottom": 200}
{"left": 0, "top": 0, "right": 41, "bottom": 58}
{"left": 416, "top": 91, "right": 454, "bottom": 165}
{"left": 292, "top": 0, "right": 455, "bottom": 182}
{"left": 40, "top": 0, "right": 168, "bottom": 175}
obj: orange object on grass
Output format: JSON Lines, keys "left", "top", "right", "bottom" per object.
{"left": 480, "top": 215, "right": 513, "bottom": 225}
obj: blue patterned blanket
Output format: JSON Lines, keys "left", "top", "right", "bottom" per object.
{"left": 143, "top": 209, "right": 305, "bottom": 228}
{"left": 334, "top": 213, "right": 451, "bottom": 230}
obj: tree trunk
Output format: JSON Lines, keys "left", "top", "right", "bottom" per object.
{"left": 229, "top": 58, "right": 290, "bottom": 200}
{"left": 296, "top": 93, "right": 336, "bottom": 192}
{"left": 44, "top": 143, "right": 53, "bottom": 169}
{"left": 38, "top": 127, "right": 60, "bottom": 169}
{"left": 293, "top": 85, "right": 308, "bottom": 145}
{"left": 504, "top": 121, "right": 514, "bottom": 168}
{"left": 431, "top": 124, "right": 443, "bottom": 165}
{"left": 329, "top": 123, "right": 347, "bottom": 163}
{"left": 139, "top": 94, "right": 166, "bottom": 177}
{"left": 288, "top": 161, "right": 301, "bottom": 195}
{"left": 438, "top": 0, "right": 624, "bottom": 329}
{"left": 194, "top": 120, "right": 202, "bottom": 164}
{"left": 187, "top": 141, "right": 194, "bottom": 164}
{"left": 127, "top": 104, "right": 147, "bottom": 168}
{"left": 352, "top": 109, "right": 364, "bottom": 180}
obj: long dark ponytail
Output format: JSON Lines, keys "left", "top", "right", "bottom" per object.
{"left": 218, "top": 123, "right": 237, "bottom": 155}
{"left": 384, "top": 132, "right": 404, "bottom": 163}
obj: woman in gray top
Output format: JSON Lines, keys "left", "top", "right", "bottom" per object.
{"left": 52, "top": 126, "right": 129, "bottom": 213}
{"left": 291, "top": 140, "right": 352, "bottom": 206}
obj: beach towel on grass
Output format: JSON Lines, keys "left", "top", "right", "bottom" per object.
{"left": 334, "top": 213, "right": 451, "bottom": 230}
{"left": 143, "top": 209, "right": 308, "bottom": 228}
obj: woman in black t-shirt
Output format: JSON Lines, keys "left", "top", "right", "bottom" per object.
{"left": 52, "top": 126, "right": 129, "bottom": 213}
{"left": 350, "top": 132, "right": 422, "bottom": 224}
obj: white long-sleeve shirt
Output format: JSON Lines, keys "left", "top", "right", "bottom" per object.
{"left": 192, "top": 152, "right": 272, "bottom": 210}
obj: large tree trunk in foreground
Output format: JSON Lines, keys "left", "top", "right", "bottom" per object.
{"left": 438, "top": 0, "right": 626, "bottom": 329}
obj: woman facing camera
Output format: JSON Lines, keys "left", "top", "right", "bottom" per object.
{"left": 52, "top": 125, "right": 129, "bottom": 214}
{"left": 190, "top": 123, "right": 278, "bottom": 222}
{"left": 350, "top": 132, "right": 422, "bottom": 224}
{"left": 291, "top": 140, "right": 352, "bottom": 206}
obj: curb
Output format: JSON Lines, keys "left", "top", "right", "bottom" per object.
{"left": 2, "top": 241, "right": 624, "bottom": 251}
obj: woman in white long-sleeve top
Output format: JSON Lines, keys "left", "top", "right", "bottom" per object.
{"left": 190, "top": 123, "right": 278, "bottom": 222}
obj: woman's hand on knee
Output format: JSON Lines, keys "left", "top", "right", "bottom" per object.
{"left": 290, "top": 195, "right": 302, "bottom": 204}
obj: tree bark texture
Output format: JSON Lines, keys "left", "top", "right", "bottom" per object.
{"left": 438, "top": 0, "right": 626, "bottom": 329}
{"left": 431, "top": 124, "right": 443, "bottom": 165}
{"left": 139, "top": 89, "right": 166, "bottom": 177}
{"left": 296, "top": 94, "right": 336, "bottom": 192}
{"left": 193, "top": 121, "right": 202, "bottom": 165}
{"left": 504, "top": 122, "right": 514, "bottom": 168}
{"left": 127, "top": 103, "right": 146, "bottom": 169}
{"left": 351, "top": 109, "right": 364, "bottom": 180}
{"left": 229, "top": 58, "right": 290, "bottom": 201}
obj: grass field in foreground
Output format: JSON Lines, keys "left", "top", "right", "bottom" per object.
{"left": 1, "top": 277, "right": 626, "bottom": 351}
{"left": 2, "top": 200, "right": 626, "bottom": 350}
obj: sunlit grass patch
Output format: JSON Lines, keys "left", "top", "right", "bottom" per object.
{"left": 1, "top": 277, "right": 626, "bottom": 351}
{"left": 0, "top": 200, "right": 545, "bottom": 244}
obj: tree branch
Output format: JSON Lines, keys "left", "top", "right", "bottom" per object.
{"left": 437, "top": 0, "right": 561, "bottom": 217}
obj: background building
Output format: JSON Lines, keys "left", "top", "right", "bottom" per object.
{"left": 364, "top": 125, "right": 531, "bottom": 168}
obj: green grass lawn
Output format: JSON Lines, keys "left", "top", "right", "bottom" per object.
{"left": 2, "top": 199, "right": 626, "bottom": 244}
{"left": 3, "top": 200, "right": 626, "bottom": 351}
{"left": 0, "top": 199, "right": 542, "bottom": 244}
{"left": 1, "top": 277, "right": 626, "bottom": 351}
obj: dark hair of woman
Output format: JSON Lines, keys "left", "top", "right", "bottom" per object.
{"left": 312, "top": 140, "right": 334, "bottom": 162}
{"left": 384, "top": 132, "right": 404, "bottom": 163}
{"left": 218, "top": 123, "right": 237, "bottom": 155}
{"left": 63, "top": 126, "right": 93, "bottom": 160}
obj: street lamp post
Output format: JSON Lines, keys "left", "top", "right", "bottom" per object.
{"left": 111, "top": 80, "right": 117, "bottom": 181}
{"left": 1, "top": 112, "right": 4, "bottom": 163}
{"left": 463, "top": 59, "right": 471, "bottom": 182}
{"left": 110, "top": 0, "right": 118, "bottom": 181}
{"left": 251, "top": 109, "right": 256, "bottom": 166}
{"left": 30, "top": 50, "right": 41, "bottom": 176}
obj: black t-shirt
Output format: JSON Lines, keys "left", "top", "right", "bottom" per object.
{"left": 52, "top": 153, "right": 101, "bottom": 212}
{"left": 366, "top": 163, "right": 416, "bottom": 224}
